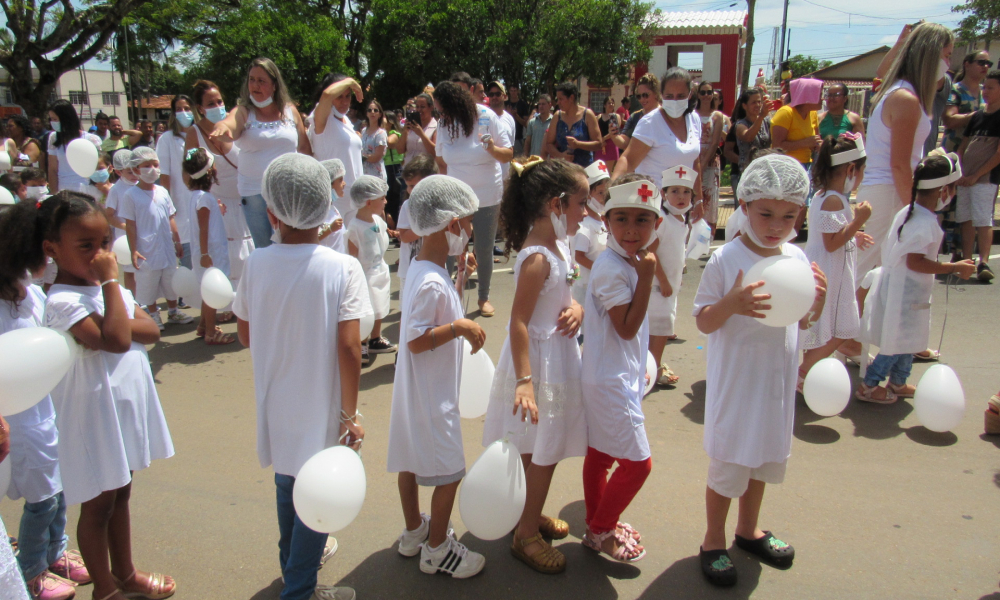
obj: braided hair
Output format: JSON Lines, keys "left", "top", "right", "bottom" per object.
{"left": 899, "top": 154, "right": 953, "bottom": 239}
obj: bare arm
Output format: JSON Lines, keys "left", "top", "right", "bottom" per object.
{"left": 696, "top": 270, "right": 770, "bottom": 334}
{"left": 699, "top": 112, "right": 725, "bottom": 169}
{"left": 508, "top": 254, "right": 549, "bottom": 423}
{"left": 606, "top": 250, "right": 657, "bottom": 340}
{"left": 337, "top": 318, "right": 364, "bottom": 449}
{"left": 293, "top": 108, "right": 312, "bottom": 156}
{"left": 876, "top": 24, "right": 912, "bottom": 80}
{"left": 408, "top": 318, "right": 485, "bottom": 354}
{"left": 884, "top": 90, "right": 923, "bottom": 207}
{"left": 822, "top": 198, "right": 871, "bottom": 252}
{"left": 611, "top": 137, "right": 651, "bottom": 181}
{"left": 66, "top": 254, "right": 133, "bottom": 353}
{"left": 129, "top": 303, "right": 161, "bottom": 345}
{"left": 907, "top": 254, "right": 975, "bottom": 277}
{"left": 47, "top": 154, "right": 58, "bottom": 193}
{"left": 209, "top": 105, "right": 248, "bottom": 143}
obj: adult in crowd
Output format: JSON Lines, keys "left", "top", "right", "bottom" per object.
{"left": 46, "top": 99, "right": 102, "bottom": 194}
{"left": 771, "top": 77, "right": 823, "bottom": 230}
{"left": 506, "top": 84, "right": 530, "bottom": 155}
{"left": 309, "top": 73, "right": 365, "bottom": 228}
{"left": 486, "top": 81, "right": 516, "bottom": 179}
{"left": 383, "top": 110, "right": 404, "bottom": 224}
{"left": 543, "top": 82, "right": 601, "bottom": 167}
{"left": 101, "top": 116, "right": 142, "bottom": 154}
{"left": 433, "top": 80, "right": 512, "bottom": 317}
{"left": 399, "top": 92, "right": 436, "bottom": 166}
{"left": 595, "top": 96, "right": 622, "bottom": 171}
{"left": 5, "top": 114, "right": 43, "bottom": 169}
{"left": 30, "top": 116, "right": 48, "bottom": 142}
{"left": 524, "top": 94, "right": 552, "bottom": 158}
{"left": 694, "top": 81, "right": 726, "bottom": 237}
{"left": 360, "top": 99, "right": 389, "bottom": 181}
{"left": 94, "top": 112, "right": 111, "bottom": 140}
{"left": 155, "top": 121, "right": 167, "bottom": 143}
{"left": 211, "top": 57, "right": 311, "bottom": 248}
{"left": 818, "top": 83, "right": 865, "bottom": 140}
{"left": 449, "top": 71, "right": 474, "bottom": 92}
{"left": 616, "top": 94, "right": 631, "bottom": 121}
{"left": 733, "top": 86, "right": 773, "bottom": 194}
{"left": 612, "top": 67, "right": 704, "bottom": 219}
{"left": 157, "top": 94, "right": 199, "bottom": 268}
{"left": 943, "top": 50, "right": 991, "bottom": 151}
{"left": 471, "top": 79, "right": 487, "bottom": 104}
{"left": 132, "top": 120, "right": 156, "bottom": 148}
{"left": 614, "top": 72, "right": 660, "bottom": 152}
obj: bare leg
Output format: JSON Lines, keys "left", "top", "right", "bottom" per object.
{"left": 801, "top": 337, "right": 845, "bottom": 374}
{"left": 201, "top": 303, "right": 217, "bottom": 341}
{"left": 397, "top": 472, "right": 422, "bottom": 532}
{"left": 961, "top": 220, "right": 976, "bottom": 261}
{"left": 708, "top": 221, "right": 718, "bottom": 240}
{"left": 734, "top": 479, "right": 767, "bottom": 541}
{"left": 427, "top": 481, "right": 460, "bottom": 548}
{"left": 165, "top": 299, "right": 177, "bottom": 310}
{"left": 78, "top": 489, "right": 121, "bottom": 599}
{"left": 515, "top": 461, "right": 557, "bottom": 556}
{"left": 649, "top": 334, "right": 668, "bottom": 369}
{"left": 703, "top": 486, "right": 732, "bottom": 551}
{"left": 110, "top": 481, "right": 174, "bottom": 596}
{"left": 371, "top": 319, "right": 382, "bottom": 339}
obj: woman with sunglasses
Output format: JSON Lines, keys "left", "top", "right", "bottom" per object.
{"left": 615, "top": 72, "right": 661, "bottom": 152}
{"left": 942, "top": 50, "right": 992, "bottom": 151}
{"left": 817, "top": 83, "right": 865, "bottom": 140}
{"left": 694, "top": 81, "right": 726, "bottom": 237}
{"left": 361, "top": 100, "right": 389, "bottom": 181}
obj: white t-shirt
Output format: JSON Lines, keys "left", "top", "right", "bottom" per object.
{"left": 496, "top": 109, "right": 516, "bottom": 181}
{"left": 193, "top": 190, "right": 229, "bottom": 268}
{"left": 309, "top": 111, "right": 364, "bottom": 221}
{"left": 105, "top": 178, "right": 136, "bottom": 239}
{"left": 48, "top": 131, "right": 102, "bottom": 192}
{"left": 232, "top": 244, "right": 371, "bottom": 476}
{"left": 437, "top": 105, "right": 505, "bottom": 207}
{"left": 347, "top": 215, "right": 389, "bottom": 273}
{"left": 319, "top": 195, "right": 346, "bottom": 254}
{"left": 631, "top": 110, "right": 701, "bottom": 189}
{"left": 654, "top": 212, "right": 687, "bottom": 295}
{"left": 396, "top": 200, "right": 414, "bottom": 282}
{"left": 156, "top": 130, "right": 192, "bottom": 244}
{"left": 572, "top": 214, "right": 607, "bottom": 294}
{"left": 119, "top": 185, "right": 176, "bottom": 270}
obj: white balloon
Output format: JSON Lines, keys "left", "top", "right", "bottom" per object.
{"left": 459, "top": 440, "right": 526, "bottom": 540}
{"left": 201, "top": 267, "right": 234, "bottom": 310}
{"left": 172, "top": 267, "right": 198, "bottom": 299}
{"left": 0, "top": 150, "right": 10, "bottom": 172}
{"left": 293, "top": 446, "right": 367, "bottom": 533}
{"left": 0, "top": 457, "right": 10, "bottom": 498}
{"left": 685, "top": 219, "right": 712, "bottom": 260}
{"left": 803, "top": 358, "right": 851, "bottom": 416}
{"left": 743, "top": 255, "right": 816, "bottom": 327}
{"left": 66, "top": 138, "right": 99, "bottom": 178}
{"left": 0, "top": 328, "right": 77, "bottom": 416}
{"left": 459, "top": 339, "right": 495, "bottom": 419}
{"left": 359, "top": 312, "right": 374, "bottom": 341}
{"left": 914, "top": 364, "right": 965, "bottom": 432}
{"left": 644, "top": 351, "right": 656, "bottom": 396}
{"left": 0, "top": 187, "right": 14, "bottom": 205}
{"left": 112, "top": 236, "right": 132, "bottom": 265}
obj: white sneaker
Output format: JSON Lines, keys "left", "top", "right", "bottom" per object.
{"left": 320, "top": 536, "right": 338, "bottom": 565}
{"left": 397, "top": 514, "right": 430, "bottom": 557}
{"left": 148, "top": 310, "right": 165, "bottom": 331}
{"left": 166, "top": 310, "right": 194, "bottom": 325}
{"left": 419, "top": 533, "right": 485, "bottom": 578}
{"left": 312, "top": 585, "right": 356, "bottom": 600}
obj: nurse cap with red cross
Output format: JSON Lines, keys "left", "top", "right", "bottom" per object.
{"left": 660, "top": 164, "right": 698, "bottom": 190}
{"left": 584, "top": 159, "right": 611, "bottom": 186}
{"left": 605, "top": 179, "right": 662, "bottom": 215}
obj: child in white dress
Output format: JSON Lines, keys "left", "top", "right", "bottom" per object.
{"left": 572, "top": 160, "right": 609, "bottom": 305}
{"left": 103, "top": 150, "right": 138, "bottom": 296}
{"left": 387, "top": 175, "right": 487, "bottom": 578}
{"left": 348, "top": 174, "right": 396, "bottom": 356}
{"left": 40, "top": 191, "right": 176, "bottom": 600}
{"left": 693, "top": 154, "right": 826, "bottom": 586}
{"left": 397, "top": 154, "right": 439, "bottom": 295}
{"left": 580, "top": 178, "right": 661, "bottom": 564}
{"left": 799, "top": 134, "right": 873, "bottom": 388}
{"left": 482, "top": 158, "right": 589, "bottom": 574}
{"left": 860, "top": 153, "right": 976, "bottom": 402}
{"left": 319, "top": 159, "right": 347, "bottom": 254}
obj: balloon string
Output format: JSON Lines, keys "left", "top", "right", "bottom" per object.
{"left": 936, "top": 272, "right": 964, "bottom": 357}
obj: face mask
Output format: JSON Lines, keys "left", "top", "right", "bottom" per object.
{"left": 741, "top": 206, "right": 797, "bottom": 248}
{"left": 270, "top": 227, "right": 282, "bottom": 244}
{"left": 664, "top": 201, "right": 692, "bottom": 216}
{"left": 661, "top": 99, "right": 688, "bottom": 119}
{"left": 938, "top": 58, "right": 949, "bottom": 81}
{"left": 90, "top": 169, "right": 110, "bottom": 183}
{"left": 50, "top": 120, "right": 61, "bottom": 133}
{"left": 935, "top": 189, "right": 951, "bottom": 212}
{"left": 174, "top": 111, "right": 194, "bottom": 128}
{"left": 446, "top": 226, "right": 471, "bottom": 256}
{"left": 138, "top": 166, "right": 160, "bottom": 184}
{"left": 25, "top": 186, "right": 48, "bottom": 200}
{"left": 331, "top": 106, "right": 347, "bottom": 120}
{"left": 843, "top": 174, "right": 857, "bottom": 196}
{"left": 586, "top": 198, "right": 604, "bottom": 216}
{"left": 205, "top": 106, "right": 227, "bottom": 124}
{"left": 550, "top": 208, "right": 568, "bottom": 240}
{"left": 250, "top": 95, "right": 274, "bottom": 109}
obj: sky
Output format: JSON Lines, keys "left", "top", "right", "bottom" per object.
{"left": 655, "top": 0, "right": 965, "bottom": 76}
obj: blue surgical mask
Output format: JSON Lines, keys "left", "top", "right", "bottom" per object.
{"left": 205, "top": 106, "right": 227, "bottom": 124}
{"left": 90, "top": 169, "right": 110, "bottom": 183}
{"left": 175, "top": 111, "right": 194, "bottom": 128}
{"left": 50, "top": 120, "right": 61, "bottom": 133}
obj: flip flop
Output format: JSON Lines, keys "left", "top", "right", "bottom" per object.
{"left": 700, "top": 546, "right": 737, "bottom": 586}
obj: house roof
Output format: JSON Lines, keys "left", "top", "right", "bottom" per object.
{"left": 652, "top": 11, "right": 747, "bottom": 35}
{"left": 807, "top": 46, "right": 890, "bottom": 79}
{"left": 128, "top": 94, "right": 174, "bottom": 110}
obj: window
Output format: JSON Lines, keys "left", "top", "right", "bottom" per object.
{"left": 49, "top": 91, "right": 58, "bottom": 105}
{"left": 69, "top": 90, "right": 88, "bottom": 105}
{"left": 102, "top": 92, "right": 120, "bottom": 106}
{"left": 589, "top": 90, "right": 609, "bottom": 114}
{"left": 0, "top": 86, "right": 12, "bottom": 105}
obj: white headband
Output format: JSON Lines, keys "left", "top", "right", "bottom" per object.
{"left": 190, "top": 150, "right": 216, "bottom": 180}
{"left": 916, "top": 152, "right": 962, "bottom": 189}
{"left": 829, "top": 135, "right": 866, "bottom": 166}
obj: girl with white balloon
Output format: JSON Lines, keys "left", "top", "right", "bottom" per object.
{"left": 859, "top": 153, "right": 976, "bottom": 404}
{"left": 0, "top": 202, "right": 93, "bottom": 595}
{"left": 481, "top": 159, "right": 589, "bottom": 575}
{"left": 104, "top": 150, "right": 140, "bottom": 296}
{"left": 41, "top": 192, "right": 176, "bottom": 600}
{"left": 692, "top": 153, "right": 826, "bottom": 587}
{"left": 233, "top": 154, "right": 367, "bottom": 600}
{"left": 45, "top": 100, "right": 102, "bottom": 195}
{"left": 386, "top": 175, "right": 488, "bottom": 578}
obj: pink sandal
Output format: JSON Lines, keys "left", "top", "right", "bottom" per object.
{"left": 618, "top": 521, "right": 641, "bottom": 542}
{"left": 583, "top": 528, "right": 645, "bottom": 563}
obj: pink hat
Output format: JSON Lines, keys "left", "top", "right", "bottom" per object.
{"left": 789, "top": 78, "right": 823, "bottom": 107}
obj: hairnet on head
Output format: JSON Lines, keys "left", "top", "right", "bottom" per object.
{"left": 409, "top": 175, "right": 480, "bottom": 236}
{"left": 737, "top": 153, "right": 810, "bottom": 206}
{"left": 261, "top": 153, "right": 331, "bottom": 229}
{"left": 129, "top": 146, "right": 158, "bottom": 168}
{"left": 350, "top": 174, "right": 389, "bottom": 209}
{"left": 320, "top": 159, "right": 346, "bottom": 183}
{"left": 112, "top": 150, "right": 133, "bottom": 172}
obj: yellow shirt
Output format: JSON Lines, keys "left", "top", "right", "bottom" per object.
{"left": 771, "top": 105, "right": 817, "bottom": 164}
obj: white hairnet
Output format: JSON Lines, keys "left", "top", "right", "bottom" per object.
{"left": 737, "top": 153, "right": 810, "bottom": 205}
{"left": 320, "top": 159, "right": 346, "bottom": 183}
{"left": 112, "top": 150, "right": 133, "bottom": 171}
{"left": 409, "top": 175, "right": 480, "bottom": 236}
{"left": 261, "top": 153, "right": 331, "bottom": 230}
{"left": 350, "top": 174, "right": 389, "bottom": 209}
{"left": 129, "top": 146, "right": 158, "bottom": 168}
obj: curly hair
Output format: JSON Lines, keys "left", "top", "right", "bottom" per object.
{"left": 499, "top": 158, "right": 587, "bottom": 256}
{"left": 433, "top": 81, "right": 476, "bottom": 140}
{"left": 182, "top": 147, "right": 219, "bottom": 191}
{"left": 0, "top": 202, "right": 48, "bottom": 310}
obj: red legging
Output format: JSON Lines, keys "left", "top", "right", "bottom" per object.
{"left": 582, "top": 446, "right": 652, "bottom": 535}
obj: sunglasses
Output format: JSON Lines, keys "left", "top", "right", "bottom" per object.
{"left": 976, "top": 59, "right": 994, "bottom": 67}
{"left": 699, "top": 89, "right": 715, "bottom": 96}
{"left": 825, "top": 92, "right": 844, "bottom": 98}
{"left": 487, "top": 92, "right": 504, "bottom": 98}
{"left": 637, "top": 92, "right": 654, "bottom": 100}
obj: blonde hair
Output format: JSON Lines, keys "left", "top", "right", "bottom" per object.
{"left": 636, "top": 72, "right": 661, "bottom": 100}
{"left": 239, "top": 57, "right": 295, "bottom": 118}
{"left": 873, "top": 22, "right": 953, "bottom": 113}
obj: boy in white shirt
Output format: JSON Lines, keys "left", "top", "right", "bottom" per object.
{"left": 397, "top": 153, "right": 439, "bottom": 295}
{"left": 234, "top": 153, "right": 369, "bottom": 600}
{"left": 319, "top": 159, "right": 348, "bottom": 254}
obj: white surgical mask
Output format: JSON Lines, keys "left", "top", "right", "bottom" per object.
{"left": 661, "top": 99, "right": 688, "bottom": 119}
{"left": 664, "top": 201, "right": 692, "bottom": 216}
{"left": 50, "top": 120, "right": 61, "bottom": 133}
{"left": 205, "top": 106, "right": 227, "bottom": 123}
{"left": 741, "top": 210, "right": 797, "bottom": 249}
{"left": 138, "top": 166, "right": 160, "bottom": 184}
{"left": 550, "top": 208, "right": 568, "bottom": 240}
{"left": 935, "top": 189, "right": 951, "bottom": 212}
{"left": 938, "top": 58, "right": 949, "bottom": 81}
{"left": 586, "top": 198, "right": 604, "bottom": 216}
{"left": 25, "top": 185, "right": 48, "bottom": 200}
{"left": 446, "top": 226, "right": 471, "bottom": 256}
{"left": 270, "top": 226, "right": 282, "bottom": 244}
{"left": 843, "top": 174, "right": 857, "bottom": 196}
{"left": 175, "top": 111, "right": 194, "bottom": 128}
{"left": 250, "top": 95, "right": 274, "bottom": 109}
{"left": 605, "top": 230, "right": 655, "bottom": 259}
{"left": 331, "top": 106, "right": 347, "bottom": 120}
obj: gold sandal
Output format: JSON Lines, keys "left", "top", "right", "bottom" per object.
{"left": 115, "top": 570, "right": 176, "bottom": 600}
{"left": 539, "top": 515, "right": 570, "bottom": 540}
{"left": 511, "top": 533, "right": 566, "bottom": 574}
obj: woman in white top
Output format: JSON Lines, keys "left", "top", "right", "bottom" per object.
{"left": 46, "top": 100, "right": 102, "bottom": 194}
{"left": 612, "top": 67, "right": 706, "bottom": 222}
{"left": 308, "top": 73, "right": 365, "bottom": 225}
{"left": 398, "top": 92, "right": 437, "bottom": 166}
{"left": 434, "top": 80, "right": 513, "bottom": 317}
{"left": 156, "top": 94, "right": 198, "bottom": 268}
{"left": 360, "top": 99, "right": 388, "bottom": 180}
{"left": 209, "top": 57, "right": 311, "bottom": 249}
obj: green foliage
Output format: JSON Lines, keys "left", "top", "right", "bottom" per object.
{"left": 953, "top": 0, "right": 1000, "bottom": 44}
{"left": 784, "top": 54, "right": 833, "bottom": 77}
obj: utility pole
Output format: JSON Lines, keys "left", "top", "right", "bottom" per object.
{"left": 778, "top": 0, "right": 790, "bottom": 75}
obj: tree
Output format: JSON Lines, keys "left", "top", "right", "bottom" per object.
{"left": 784, "top": 54, "right": 832, "bottom": 78}
{"left": 953, "top": 0, "right": 1000, "bottom": 48}
{"left": 741, "top": 0, "right": 756, "bottom": 89}
{"left": 0, "top": 0, "right": 151, "bottom": 117}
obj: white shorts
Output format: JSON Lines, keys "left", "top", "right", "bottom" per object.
{"left": 648, "top": 288, "right": 677, "bottom": 337}
{"left": 955, "top": 183, "right": 998, "bottom": 227}
{"left": 707, "top": 458, "right": 787, "bottom": 498}
{"left": 135, "top": 266, "right": 177, "bottom": 307}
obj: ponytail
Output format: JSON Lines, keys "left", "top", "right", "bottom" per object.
{"left": 499, "top": 157, "right": 586, "bottom": 256}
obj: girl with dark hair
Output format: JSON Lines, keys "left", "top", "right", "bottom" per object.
{"left": 46, "top": 100, "right": 102, "bottom": 194}
{"left": 308, "top": 72, "right": 365, "bottom": 226}
{"left": 361, "top": 99, "right": 388, "bottom": 181}
{"left": 733, "top": 87, "right": 772, "bottom": 195}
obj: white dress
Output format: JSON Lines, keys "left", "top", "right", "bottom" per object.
{"left": 105, "top": 179, "right": 138, "bottom": 274}
{"left": 0, "top": 515, "right": 28, "bottom": 600}
{"left": 45, "top": 284, "right": 175, "bottom": 505}
{"left": 194, "top": 127, "right": 252, "bottom": 284}
{"left": 862, "top": 204, "right": 942, "bottom": 355}
{"left": 347, "top": 215, "right": 391, "bottom": 320}
{"left": 192, "top": 190, "right": 231, "bottom": 276}
{"left": 693, "top": 240, "right": 807, "bottom": 468}
{"left": 571, "top": 214, "right": 607, "bottom": 305}
{"left": 483, "top": 242, "right": 587, "bottom": 466}
{"left": 2, "top": 285, "right": 61, "bottom": 503}
{"left": 582, "top": 250, "right": 650, "bottom": 462}
{"left": 386, "top": 260, "right": 466, "bottom": 477}
{"left": 801, "top": 190, "right": 860, "bottom": 349}
{"left": 649, "top": 213, "right": 687, "bottom": 337}
{"left": 155, "top": 130, "right": 192, "bottom": 245}
{"left": 319, "top": 196, "right": 347, "bottom": 254}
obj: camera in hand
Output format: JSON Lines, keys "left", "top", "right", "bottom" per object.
{"left": 406, "top": 111, "right": 421, "bottom": 126}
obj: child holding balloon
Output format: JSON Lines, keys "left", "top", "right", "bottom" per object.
{"left": 482, "top": 158, "right": 589, "bottom": 574}
{"left": 40, "top": 190, "right": 176, "bottom": 600}
{"left": 860, "top": 153, "right": 976, "bottom": 403}
{"left": 386, "top": 175, "right": 488, "bottom": 578}
{"left": 0, "top": 202, "right": 91, "bottom": 600}
{"left": 693, "top": 154, "right": 826, "bottom": 586}
{"left": 572, "top": 159, "right": 610, "bottom": 306}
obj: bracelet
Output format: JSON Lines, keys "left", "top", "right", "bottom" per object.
{"left": 450, "top": 322, "right": 457, "bottom": 339}
{"left": 99, "top": 278, "right": 118, "bottom": 287}
{"left": 430, "top": 328, "right": 436, "bottom": 351}
{"left": 516, "top": 375, "right": 532, "bottom": 385}
{"left": 201, "top": 253, "right": 210, "bottom": 257}
{"left": 340, "top": 409, "right": 363, "bottom": 423}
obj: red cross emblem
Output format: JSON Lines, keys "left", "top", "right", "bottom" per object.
{"left": 598, "top": 162, "right": 608, "bottom": 172}
{"left": 674, "top": 167, "right": 688, "bottom": 178}
{"left": 637, "top": 184, "right": 653, "bottom": 203}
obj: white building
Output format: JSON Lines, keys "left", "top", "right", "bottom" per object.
{"left": 0, "top": 66, "right": 131, "bottom": 128}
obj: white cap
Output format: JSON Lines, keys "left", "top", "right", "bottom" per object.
{"left": 584, "top": 160, "right": 610, "bottom": 186}
{"left": 660, "top": 164, "right": 698, "bottom": 190}
{"left": 829, "top": 134, "right": 866, "bottom": 166}
{"left": 604, "top": 180, "right": 661, "bottom": 215}
{"left": 917, "top": 150, "right": 963, "bottom": 189}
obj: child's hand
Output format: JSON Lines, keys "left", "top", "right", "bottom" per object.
{"left": 456, "top": 318, "right": 486, "bottom": 353}
{"left": 131, "top": 249, "right": 145, "bottom": 270}
{"left": 513, "top": 380, "right": 539, "bottom": 425}
{"left": 200, "top": 254, "right": 213, "bottom": 269}
{"left": 556, "top": 302, "right": 583, "bottom": 337}
{"left": 331, "top": 218, "right": 344, "bottom": 232}
{"left": 725, "top": 270, "right": 771, "bottom": 319}
{"left": 388, "top": 229, "right": 400, "bottom": 239}
{"left": 91, "top": 249, "right": 119, "bottom": 282}
{"left": 633, "top": 248, "right": 657, "bottom": 281}
{"left": 218, "top": 199, "right": 227, "bottom": 215}
{"left": 854, "top": 231, "right": 874, "bottom": 250}
{"left": 656, "top": 273, "right": 671, "bottom": 297}
{"left": 853, "top": 201, "right": 872, "bottom": 223}
{"left": 0, "top": 414, "right": 10, "bottom": 463}
{"left": 465, "top": 251, "right": 478, "bottom": 272}
{"left": 339, "top": 419, "right": 365, "bottom": 452}
{"left": 174, "top": 240, "right": 183, "bottom": 258}
{"left": 808, "top": 262, "right": 828, "bottom": 314}
{"left": 952, "top": 259, "right": 976, "bottom": 279}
